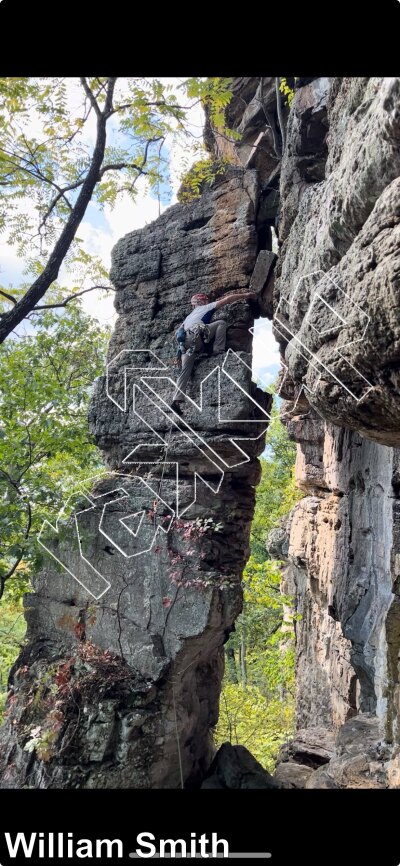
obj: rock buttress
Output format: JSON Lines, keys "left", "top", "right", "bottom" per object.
{"left": 210, "top": 77, "right": 400, "bottom": 786}
{"left": 0, "top": 168, "right": 271, "bottom": 789}
{"left": 273, "top": 78, "right": 400, "bottom": 786}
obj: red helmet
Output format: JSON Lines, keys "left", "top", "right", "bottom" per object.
{"left": 191, "top": 293, "right": 209, "bottom": 306}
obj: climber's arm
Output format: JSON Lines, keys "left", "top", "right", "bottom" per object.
{"left": 214, "top": 290, "right": 257, "bottom": 310}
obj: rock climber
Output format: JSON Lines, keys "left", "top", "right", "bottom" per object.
{"left": 171, "top": 289, "right": 257, "bottom": 415}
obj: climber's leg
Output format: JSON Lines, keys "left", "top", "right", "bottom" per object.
{"left": 208, "top": 319, "right": 227, "bottom": 355}
{"left": 171, "top": 332, "right": 201, "bottom": 405}
{"left": 172, "top": 350, "right": 196, "bottom": 402}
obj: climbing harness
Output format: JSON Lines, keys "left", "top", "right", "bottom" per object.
{"left": 175, "top": 321, "right": 211, "bottom": 366}
{"left": 189, "top": 321, "right": 211, "bottom": 344}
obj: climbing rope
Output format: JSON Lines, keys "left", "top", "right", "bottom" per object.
{"left": 172, "top": 679, "right": 185, "bottom": 789}
{"left": 275, "top": 77, "right": 286, "bottom": 154}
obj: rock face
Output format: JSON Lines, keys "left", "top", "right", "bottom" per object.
{"left": 276, "top": 77, "right": 400, "bottom": 446}
{"left": 201, "top": 742, "right": 278, "bottom": 789}
{"left": 0, "top": 169, "right": 271, "bottom": 788}
{"left": 274, "top": 726, "right": 335, "bottom": 788}
{"left": 272, "top": 78, "right": 400, "bottom": 786}
{"left": 204, "top": 78, "right": 284, "bottom": 258}
{"left": 210, "top": 77, "right": 400, "bottom": 787}
{"left": 1, "top": 75, "right": 400, "bottom": 791}
{"left": 282, "top": 420, "right": 398, "bottom": 731}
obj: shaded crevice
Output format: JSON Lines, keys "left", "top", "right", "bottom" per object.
{"left": 182, "top": 215, "right": 212, "bottom": 232}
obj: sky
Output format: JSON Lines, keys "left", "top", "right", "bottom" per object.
{"left": 0, "top": 77, "right": 280, "bottom": 384}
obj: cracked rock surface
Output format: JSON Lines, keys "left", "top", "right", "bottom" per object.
{"left": 272, "top": 77, "right": 400, "bottom": 787}
{"left": 216, "top": 77, "right": 400, "bottom": 788}
{"left": 0, "top": 168, "right": 271, "bottom": 789}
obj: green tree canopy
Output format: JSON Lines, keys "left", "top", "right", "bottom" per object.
{"left": 215, "top": 404, "right": 302, "bottom": 771}
{"left": 0, "top": 301, "right": 110, "bottom": 599}
{"left": 251, "top": 403, "right": 299, "bottom": 562}
{"left": 0, "top": 77, "right": 235, "bottom": 342}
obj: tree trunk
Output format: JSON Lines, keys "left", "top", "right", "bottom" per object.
{"left": 239, "top": 633, "right": 247, "bottom": 689}
{"left": 0, "top": 79, "right": 116, "bottom": 344}
{"left": 225, "top": 646, "right": 238, "bottom": 684}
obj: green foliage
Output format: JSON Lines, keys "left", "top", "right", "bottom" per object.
{"left": 0, "top": 301, "right": 110, "bottom": 593}
{"left": 0, "top": 300, "right": 110, "bottom": 720}
{"left": 251, "top": 403, "right": 301, "bottom": 562}
{"left": 217, "top": 684, "right": 295, "bottom": 773}
{"left": 0, "top": 77, "right": 236, "bottom": 336}
{"left": 0, "top": 79, "right": 169, "bottom": 252}
{"left": 279, "top": 78, "right": 296, "bottom": 108}
{"left": 175, "top": 78, "right": 241, "bottom": 204}
{"left": 183, "top": 78, "right": 239, "bottom": 138}
{"left": 177, "top": 157, "right": 231, "bottom": 204}
{"left": 215, "top": 400, "right": 302, "bottom": 771}
{"left": 0, "top": 589, "right": 26, "bottom": 723}
{"left": 0, "top": 77, "right": 235, "bottom": 253}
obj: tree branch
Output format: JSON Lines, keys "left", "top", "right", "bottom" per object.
{"left": 80, "top": 78, "right": 101, "bottom": 118}
{"left": 0, "top": 468, "right": 32, "bottom": 595}
{"left": 104, "top": 78, "right": 117, "bottom": 117}
{"left": 0, "top": 81, "right": 113, "bottom": 343}
{"left": 38, "top": 176, "right": 86, "bottom": 231}
{"left": 110, "top": 99, "right": 197, "bottom": 116}
{"left": 0, "top": 288, "right": 17, "bottom": 306}
{"left": 100, "top": 162, "right": 148, "bottom": 177}
{"left": 100, "top": 135, "right": 165, "bottom": 195}
{"left": 30, "top": 284, "right": 115, "bottom": 312}
{"left": 0, "top": 146, "right": 81, "bottom": 214}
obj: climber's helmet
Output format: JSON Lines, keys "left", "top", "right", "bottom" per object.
{"left": 191, "top": 293, "right": 209, "bottom": 307}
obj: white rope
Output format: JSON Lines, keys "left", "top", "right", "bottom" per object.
{"left": 172, "top": 678, "right": 185, "bottom": 789}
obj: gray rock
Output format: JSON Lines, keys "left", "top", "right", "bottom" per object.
{"left": 216, "top": 77, "right": 400, "bottom": 788}
{"left": 305, "top": 767, "right": 339, "bottom": 789}
{"left": 273, "top": 761, "right": 314, "bottom": 788}
{"left": 202, "top": 742, "right": 278, "bottom": 789}
{"left": 0, "top": 166, "right": 271, "bottom": 789}
{"left": 277, "top": 727, "right": 336, "bottom": 767}
{"left": 275, "top": 77, "right": 400, "bottom": 447}
{"left": 3, "top": 74, "right": 400, "bottom": 793}
{"left": 271, "top": 77, "right": 400, "bottom": 787}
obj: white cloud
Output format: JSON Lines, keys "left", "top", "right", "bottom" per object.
{"left": 252, "top": 318, "right": 281, "bottom": 380}
{"left": 0, "top": 246, "right": 25, "bottom": 288}
{"left": 80, "top": 288, "right": 117, "bottom": 325}
{"left": 105, "top": 182, "right": 167, "bottom": 244}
